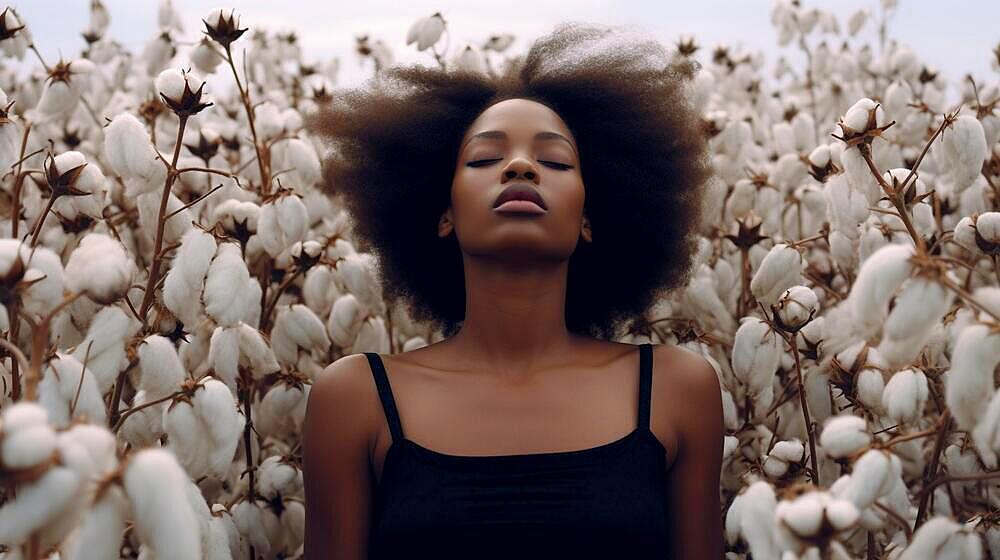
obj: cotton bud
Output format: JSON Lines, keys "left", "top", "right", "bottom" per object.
{"left": 204, "top": 242, "right": 253, "bottom": 327}
{"left": 839, "top": 98, "right": 887, "bottom": 139}
{"left": 940, "top": 115, "right": 988, "bottom": 194}
{"left": 189, "top": 36, "right": 223, "bottom": 74}
{"left": 137, "top": 335, "right": 188, "bottom": 400}
{"left": 841, "top": 449, "right": 895, "bottom": 510}
{"left": 900, "top": 516, "right": 983, "bottom": 559}
{"left": 124, "top": 448, "right": 202, "bottom": 559}
{"left": 37, "top": 353, "right": 106, "bottom": 427}
{"left": 772, "top": 285, "right": 818, "bottom": 331}
{"left": 405, "top": 12, "right": 445, "bottom": 51}
{"left": 272, "top": 304, "right": 331, "bottom": 366}
{"left": 163, "top": 399, "right": 213, "bottom": 478}
{"left": 881, "top": 368, "right": 929, "bottom": 425}
{"left": 820, "top": 415, "right": 871, "bottom": 459}
{"left": 203, "top": 8, "right": 247, "bottom": 48}
{"left": 750, "top": 244, "right": 804, "bottom": 306}
{"left": 731, "top": 317, "right": 782, "bottom": 395}
{"left": 0, "top": 240, "right": 63, "bottom": 318}
{"left": 65, "top": 233, "right": 135, "bottom": 304}
{"left": 846, "top": 243, "right": 914, "bottom": 339}
{"left": 946, "top": 324, "right": 1000, "bottom": 433}
{"left": 762, "top": 439, "right": 805, "bottom": 478}
{"left": 156, "top": 68, "right": 212, "bottom": 117}
{"left": 258, "top": 193, "right": 308, "bottom": 257}
{"left": 35, "top": 58, "right": 94, "bottom": 120}
{"left": 104, "top": 113, "right": 166, "bottom": 192}
{"left": 45, "top": 151, "right": 109, "bottom": 220}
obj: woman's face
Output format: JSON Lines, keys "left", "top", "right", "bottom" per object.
{"left": 441, "top": 98, "right": 591, "bottom": 263}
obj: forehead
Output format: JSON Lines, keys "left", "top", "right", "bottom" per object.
{"left": 462, "top": 98, "right": 574, "bottom": 141}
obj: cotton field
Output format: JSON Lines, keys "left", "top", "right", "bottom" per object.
{"left": 0, "top": 0, "right": 998, "bottom": 558}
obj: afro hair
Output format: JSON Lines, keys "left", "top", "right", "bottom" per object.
{"left": 306, "top": 21, "right": 711, "bottom": 340}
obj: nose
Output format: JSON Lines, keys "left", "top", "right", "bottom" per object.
{"left": 501, "top": 157, "right": 539, "bottom": 184}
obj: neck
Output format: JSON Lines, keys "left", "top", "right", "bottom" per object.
{"left": 443, "top": 254, "right": 582, "bottom": 381}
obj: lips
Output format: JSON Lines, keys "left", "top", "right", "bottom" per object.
{"left": 492, "top": 184, "right": 547, "bottom": 211}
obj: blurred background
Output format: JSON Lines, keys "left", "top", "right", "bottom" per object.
{"left": 13, "top": 0, "right": 1000, "bottom": 94}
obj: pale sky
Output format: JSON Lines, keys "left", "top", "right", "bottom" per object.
{"left": 11, "top": 0, "right": 1000, "bottom": 96}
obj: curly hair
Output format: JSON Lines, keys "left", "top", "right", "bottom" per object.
{"left": 306, "top": 21, "right": 711, "bottom": 340}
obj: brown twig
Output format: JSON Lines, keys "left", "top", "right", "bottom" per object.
{"left": 914, "top": 408, "right": 951, "bottom": 529}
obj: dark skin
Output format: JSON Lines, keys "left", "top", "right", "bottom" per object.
{"left": 303, "top": 98, "right": 725, "bottom": 559}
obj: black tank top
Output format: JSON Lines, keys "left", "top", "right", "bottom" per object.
{"left": 363, "top": 342, "right": 674, "bottom": 559}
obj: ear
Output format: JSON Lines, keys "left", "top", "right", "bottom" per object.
{"left": 580, "top": 213, "right": 592, "bottom": 243}
{"left": 438, "top": 208, "right": 454, "bottom": 238}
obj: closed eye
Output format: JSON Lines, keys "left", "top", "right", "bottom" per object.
{"left": 467, "top": 158, "right": 573, "bottom": 170}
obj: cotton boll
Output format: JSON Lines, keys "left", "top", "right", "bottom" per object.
{"left": 847, "top": 243, "right": 914, "bottom": 339}
{"left": 164, "top": 227, "right": 218, "bottom": 328}
{"left": 119, "top": 390, "right": 166, "bottom": 448}
{"left": 775, "top": 491, "right": 826, "bottom": 549}
{"left": 762, "top": 439, "right": 805, "bottom": 478}
{"left": 257, "top": 194, "right": 309, "bottom": 257}
{"left": 940, "top": 115, "right": 988, "bottom": 194}
{"left": 280, "top": 499, "right": 306, "bottom": 554}
{"left": 19, "top": 246, "right": 64, "bottom": 317}
{"left": 750, "top": 244, "right": 804, "bottom": 306}
{"left": 820, "top": 415, "right": 871, "bottom": 459}
{"left": 276, "top": 137, "right": 321, "bottom": 189}
{"left": 738, "top": 481, "right": 780, "bottom": 560}
{"left": 38, "top": 353, "right": 106, "bottom": 427}
{"left": 236, "top": 322, "right": 281, "bottom": 379}
{"left": 842, "top": 449, "right": 893, "bottom": 510}
{"left": 856, "top": 366, "right": 886, "bottom": 412}
{"left": 123, "top": 448, "right": 202, "bottom": 560}
{"left": 64, "top": 233, "right": 136, "bottom": 304}
{"left": 271, "top": 304, "right": 331, "bottom": 366}
{"left": 209, "top": 325, "right": 240, "bottom": 390}
{"left": 730, "top": 317, "right": 782, "bottom": 400}
{"left": 192, "top": 377, "right": 243, "bottom": 477}
{"left": 0, "top": 424, "right": 57, "bottom": 469}
{"left": 840, "top": 147, "right": 883, "bottom": 206}
{"left": 336, "top": 253, "right": 385, "bottom": 316}
{"left": 682, "top": 266, "right": 735, "bottom": 333}
{"left": 204, "top": 242, "right": 252, "bottom": 327}
{"left": 62, "top": 485, "right": 129, "bottom": 560}
{"left": 137, "top": 335, "right": 187, "bottom": 400}
{"left": 972, "top": 389, "right": 1000, "bottom": 468}
{"left": 877, "top": 276, "right": 954, "bottom": 369}
{"left": 773, "top": 285, "right": 818, "bottom": 330}
{"left": 0, "top": 465, "right": 79, "bottom": 545}
{"left": 900, "top": 516, "right": 983, "bottom": 560}
{"left": 302, "top": 264, "right": 339, "bottom": 317}
{"left": 103, "top": 112, "right": 166, "bottom": 189}
{"left": 163, "top": 400, "right": 213, "bottom": 478}
{"left": 72, "top": 306, "right": 136, "bottom": 394}
{"left": 258, "top": 455, "right": 303, "bottom": 499}
{"left": 946, "top": 324, "right": 1000, "bottom": 433}
{"left": 882, "top": 368, "right": 928, "bottom": 425}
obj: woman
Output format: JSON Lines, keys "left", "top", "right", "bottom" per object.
{"left": 302, "top": 21, "right": 724, "bottom": 559}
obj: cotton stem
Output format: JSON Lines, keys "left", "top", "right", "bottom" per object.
{"left": 788, "top": 333, "right": 819, "bottom": 485}
{"left": 223, "top": 44, "right": 269, "bottom": 195}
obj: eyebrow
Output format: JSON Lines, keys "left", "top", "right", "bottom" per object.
{"left": 461, "top": 130, "right": 577, "bottom": 155}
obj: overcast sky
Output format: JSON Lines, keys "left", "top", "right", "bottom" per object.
{"left": 12, "top": 0, "right": 1000, "bottom": 96}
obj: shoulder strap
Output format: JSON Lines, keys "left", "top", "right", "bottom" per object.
{"left": 364, "top": 353, "right": 404, "bottom": 442}
{"left": 637, "top": 342, "right": 653, "bottom": 430}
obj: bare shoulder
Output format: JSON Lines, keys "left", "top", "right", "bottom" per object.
{"left": 306, "top": 353, "right": 380, "bottom": 450}
{"left": 650, "top": 344, "right": 724, "bottom": 442}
